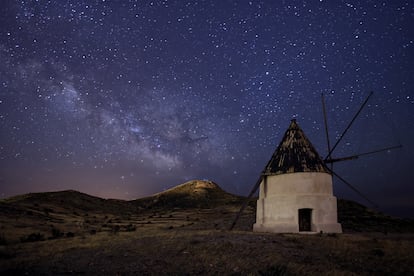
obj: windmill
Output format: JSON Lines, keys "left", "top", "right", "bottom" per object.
{"left": 230, "top": 92, "right": 402, "bottom": 232}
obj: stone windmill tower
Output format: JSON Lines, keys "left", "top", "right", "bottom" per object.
{"left": 253, "top": 119, "right": 342, "bottom": 233}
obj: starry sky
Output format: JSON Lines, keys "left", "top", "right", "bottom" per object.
{"left": 1, "top": 1, "right": 413, "bottom": 218}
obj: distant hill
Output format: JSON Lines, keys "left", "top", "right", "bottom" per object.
{"left": 338, "top": 199, "right": 414, "bottom": 232}
{"left": 132, "top": 180, "right": 245, "bottom": 209}
{"left": 2, "top": 189, "right": 135, "bottom": 216}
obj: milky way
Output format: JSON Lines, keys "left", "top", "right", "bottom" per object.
{"left": 0, "top": 1, "right": 413, "bottom": 217}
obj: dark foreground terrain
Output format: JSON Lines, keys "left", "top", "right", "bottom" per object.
{"left": 1, "top": 180, "right": 413, "bottom": 275}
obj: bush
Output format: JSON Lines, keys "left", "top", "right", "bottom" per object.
{"left": 258, "top": 264, "right": 287, "bottom": 276}
{"left": 0, "top": 233, "right": 7, "bottom": 245}
{"left": 51, "top": 227, "right": 64, "bottom": 239}
{"left": 20, "top": 233, "right": 45, "bottom": 243}
{"left": 125, "top": 224, "right": 136, "bottom": 232}
{"left": 43, "top": 208, "right": 53, "bottom": 213}
{"left": 111, "top": 225, "right": 120, "bottom": 234}
{"left": 0, "top": 247, "right": 14, "bottom": 259}
{"left": 372, "top": 248, "right": 385, "bottom": 257}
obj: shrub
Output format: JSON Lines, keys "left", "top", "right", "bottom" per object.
{"left": 125, "top": 224, "right": 136, "bottom": 232}
{"left": 111, "top": 225, "right": 120, "bottom": 234}
{"left": 20, "top": 233, "right": 45, "bottom": 243}
{"left": 51, "top": 227, "right": 64, "bottom": 239}
{"left": 43, "top": 208, "right": 53, "bottom": 213}
{"left": 372, "top": 248, "right": 385, "bottom": 257}
{"left": 0, "top": 233, "right": 7, "bottom": 245}
{"left": 258, "top": 264, "right": 287, "bottom": 276}
{"left": 0, "top": 247, "right": 14, "bottom": 259}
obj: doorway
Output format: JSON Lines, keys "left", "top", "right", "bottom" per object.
{"left": 298, "top": 208, "right": 312, "bottom": 232}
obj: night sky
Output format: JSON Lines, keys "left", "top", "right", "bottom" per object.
{"left": 1, "top": 1, "right": 413, "bottom": 218}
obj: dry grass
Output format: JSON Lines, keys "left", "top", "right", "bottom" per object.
{"left": 2, "top": 207, "right": 413, "bottom": 275}
{"left": 2, "top": 227, "right": 413, "bottom": 275}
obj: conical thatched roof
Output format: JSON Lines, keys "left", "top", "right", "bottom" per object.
{"left": 263, "top": 119, "right": 329, "bottom": 175}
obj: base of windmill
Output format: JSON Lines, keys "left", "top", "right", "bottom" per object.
{"left": 253, "top": 172, "right": 342, "bottom": 234}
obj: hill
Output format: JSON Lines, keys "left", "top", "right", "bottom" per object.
{"left": 2, "top": 189, "right": 135, "bottom": 214}
{"left": 338, "top": 199, "right": 414, "bottom": 232}
{"left": 133, "top": 180, "right": 245, "bottom": 209}
{"left": 0, "top": 180, "right": 253, "bottom": 245}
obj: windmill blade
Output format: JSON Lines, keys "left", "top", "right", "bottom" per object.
{"left": 325, "top": 144, "right": 403, "bottom": 163}
{"left": 352, "top": 144, "right": 402, "bottom": 158}
{"left": 327, "top": 167, "right": 378, "bottom": 208}
{"left": 321, "top": 93, "right": 332, "bottom": 157}
{"left": 325, "top": 155, "right": 359, "bottom": 163}
{"left": 322, "top": 93, "right": 333, "bottom": 170}
{"left": 229, "top": 174, "right": 263, "bottom": 230}
{"left": 326, "top": 91, "right": 374, "bottom": 161}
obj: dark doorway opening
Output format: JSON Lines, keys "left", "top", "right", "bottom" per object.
{"left": 299, "top": 208, "right": 312, "bottom": 232}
